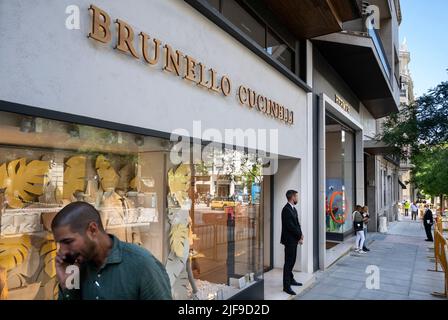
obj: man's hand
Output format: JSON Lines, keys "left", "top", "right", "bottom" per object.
{"left": 299, "top": 235, "right": 304, "bottom": 245}
{"left": 55, "top": 252, "right": 78, "bottom": 290}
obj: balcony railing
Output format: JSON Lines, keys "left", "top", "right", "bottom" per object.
{"left": 368, "top": 28, "right": 391, "bottom": 81}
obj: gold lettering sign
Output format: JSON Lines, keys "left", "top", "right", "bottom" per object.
{"left": 335, "top": 95, "right": 351, "bottom": 113}
{"left": 237, "top": 85, "right": 294, "bottom": 125}
{"left": 88, "top": 4, "right": 294, "bottom": 125}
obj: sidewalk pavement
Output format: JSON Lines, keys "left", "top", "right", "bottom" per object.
{"left": 295, "top": 218, "right": 447, "bottom": 300}
{"left": 263, "top": 268, "right": 315, "bottom": 300}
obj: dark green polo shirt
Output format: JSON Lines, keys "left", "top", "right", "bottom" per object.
{"left": 58, "top": 235, "right": 172, "bottom": 300}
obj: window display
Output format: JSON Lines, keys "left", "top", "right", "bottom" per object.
{"left": 184, "top": 148, "right": 264, "bottom": 299}
{"left": 0, "top": 112, "right": 166, "bottom": 300}
{"left": 325, "top": 115, "right": 356, "bottom": 235}
{"left": 0, "top": 111, "right": 264, "bottom": 300}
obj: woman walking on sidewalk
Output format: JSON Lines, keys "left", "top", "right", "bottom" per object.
{"left": 353, "top": 205, "right": 367, "bottom": 254}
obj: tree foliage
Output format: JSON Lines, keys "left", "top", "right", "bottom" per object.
{"left": 380, "top": 81, "right": 448, "bottom": 196}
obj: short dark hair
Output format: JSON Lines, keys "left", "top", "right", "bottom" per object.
{"left": 286, "top": 190, "right": 298, "bottom": 201}
{"left": 51, "top": 201, "right": 105, "bottom": 233}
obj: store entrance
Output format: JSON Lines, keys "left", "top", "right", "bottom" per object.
{"left": 325, "top": 114, "right": 356, "bottom": 245}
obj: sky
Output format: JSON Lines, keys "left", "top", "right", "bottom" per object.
{"left": 399, "top": 0, "right": 448, "bottom": 97}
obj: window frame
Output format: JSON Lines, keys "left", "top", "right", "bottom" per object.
{"left": 185, "top": 0, "right": 311, "bottom": 92}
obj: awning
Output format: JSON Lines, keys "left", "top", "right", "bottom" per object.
{"left": 312, "top": 32, "right": 399, "bottom": 119}
{"left": 364, "top": 140, "right": 395, "bottom": 155}
{"left": 398, "top": 180, "right": 407, "bottom": 189}
{"left": 264, "top": 0, "right": 362, "bottom": 39}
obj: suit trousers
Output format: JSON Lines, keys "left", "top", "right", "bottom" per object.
{"left": 283, "top": 244, "right": 297, "bottom": 289}
{"left": 424, "top": 224, "right": 433, "bottom": 241}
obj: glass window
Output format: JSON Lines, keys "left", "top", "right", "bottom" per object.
{"left": 222, "top": 0, "right": 265, "bottom": 49}
{"left": 266, "top": 29, "right": 295, "bottom": 72}
{"left": 209, "top": 0, "right": 299, "bottom": 74}
{"left": 205, "top": 0, "right": 220, "bottom": 11}
{"left": 325, "top": 115, "right": 355, "bottom": 235}
{"left": 0, "top": 111, "right": 167, "bottom": 300}
{"left": 172, "top": 147, "right": 264, "bottom": 299}
{"left": 0, "top": 111, "right": 264, "bottom": 300}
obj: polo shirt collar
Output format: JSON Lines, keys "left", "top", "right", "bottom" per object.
{"left": 104, "top": 234, "right": 122, "bottom": 265}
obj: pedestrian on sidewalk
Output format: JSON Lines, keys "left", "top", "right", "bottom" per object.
{"left": 411, "top": 202, "right": 418, "bottom": 221}
{"left": 361, "top": 206, "right": 370, "bottom": 252}
{"left": 281, "top": 190, "right": 303, "bottom": 296}
{"left": 404, "top": 200, "right": 410, "bottom": 216}
{"left": 423, "top": 204, "right": 434, "bottom": 242}
{"left": 353, "top": 205, "right": 367, "bottom": 254}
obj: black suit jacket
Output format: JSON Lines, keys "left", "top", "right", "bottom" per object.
{"left": 423, "top": 209, "right": 434, "bottom": 226}
{"left": 281, "top": 203, "right": 303, "bottom": 245}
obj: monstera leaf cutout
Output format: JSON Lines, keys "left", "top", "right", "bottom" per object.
{"left": 169, "top": 224, "right": 189, "bottom": 258}
{"left": 129, "top": 177, "right": 137, "bottom": 190}
{"left": 0, "top": 236, "right": 31, "bottom": 272}
{"left": 168, "top": 164, "right": 191, "bottom": 193}
{"left": 168, "top": 164, "right": 191, "bottom": 206}
{"left": 0, "top": 268, "right": 7, "bottom": 300}
{"left": 95, "top": 155, "right": 119, "bottom": 191}
{"left": 0, "top": 159, "right": 49, "bottom": 208}
{"left": 117, "top": 164, "right": 134, "bottom": 191}
{"left": 62, "top": 156, "right": 86, "bottom": 199}
{"left": 39, "top": 236, "right": 57, "bottom": 278}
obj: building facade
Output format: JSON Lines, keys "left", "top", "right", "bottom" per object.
{"left": 312, "top": 0, "right": 402, "bottom": 265}
{"left": 0, "top": 0, "right": 402, "bottom": 299}
{"left": 398, "top": 38, "right": 417, "bottom": 203}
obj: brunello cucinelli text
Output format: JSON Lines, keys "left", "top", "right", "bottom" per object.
{"left": 88, "top": 4, "right": 294, "bottom": 125}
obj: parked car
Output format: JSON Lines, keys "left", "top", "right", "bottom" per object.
{"left": 210, "top": 197, "right": 239, "bottom": 210}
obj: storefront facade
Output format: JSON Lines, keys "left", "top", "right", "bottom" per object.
{"left": 312, "top": 0, "right": 402, "bottom": 269}
{"left": 0, "top": 0, "right": 314, "bottom": 300}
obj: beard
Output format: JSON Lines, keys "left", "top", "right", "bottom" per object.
{"left": 70, "top": 236, "right": 97, "bottom": 264}
{"left": 63, "top": 253, "right": 80, "bottom": 265}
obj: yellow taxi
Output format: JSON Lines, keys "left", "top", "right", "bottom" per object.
{"left": 210, "top": 198, "right": 239, "bottom": 210}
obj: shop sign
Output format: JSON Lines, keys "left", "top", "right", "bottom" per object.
{"left": 87, "top": 4, "right": 294, "bottom": 125}
{"left": 335, "top": 94, "right": 351, "bottom": 113}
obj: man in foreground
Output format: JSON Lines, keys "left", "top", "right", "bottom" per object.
{"left": 52, "top": 201, "right": 172, "bottom": 300}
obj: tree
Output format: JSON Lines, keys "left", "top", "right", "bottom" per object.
{"left": 381, "top": 81, "right": 448, "bottom": 157}
{"left": 380, "top": 81, "right": 448, "bottom": 207}
{"left": 410, "top": 146, "right": 448, "bottom": 196}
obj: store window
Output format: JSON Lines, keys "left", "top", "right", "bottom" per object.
{"left": 183, "top": 147, "right": 265, "bottom": 299}
{"left": 204, "top": 0, "right": 300, "bottom": 75}
{"left": 207, "top": 0, "right": 220, "bottom": 11}
{"left": 325, "top": 115, "right": 356, "bottom": 237}
{"left": 0, "top": 111, "right": 264, "bottom": 300}
{"left": 266, "top": 29, "right": 295, "bottom": 72}
{"left": 222, "top": 0, "right": 265, "bottom": 48}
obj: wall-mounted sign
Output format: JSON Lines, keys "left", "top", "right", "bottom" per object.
{"left": 87, "top": 4, "right": 294, "bottom": 125}
{"left": 335, "top": 95, "right": 351, "bottom": 114}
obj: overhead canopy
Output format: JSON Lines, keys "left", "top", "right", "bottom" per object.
{"left": 398, "top": 180, "right": 407, "bottom": 189}
{"left": 364, "top": 140, "right": 395, "bottom": 155}
{"left": 263, "top": 0, "right": 362, "bottom": 39}
{"left": 313, "top": 32, "right": 399, "bottom": 119}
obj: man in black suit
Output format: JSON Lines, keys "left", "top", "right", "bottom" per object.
{"left": 423, "top": 204, "right": 434, "bottom": 242}
{"left": 281, "top": 190, "right": 303, "bottom": 295}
